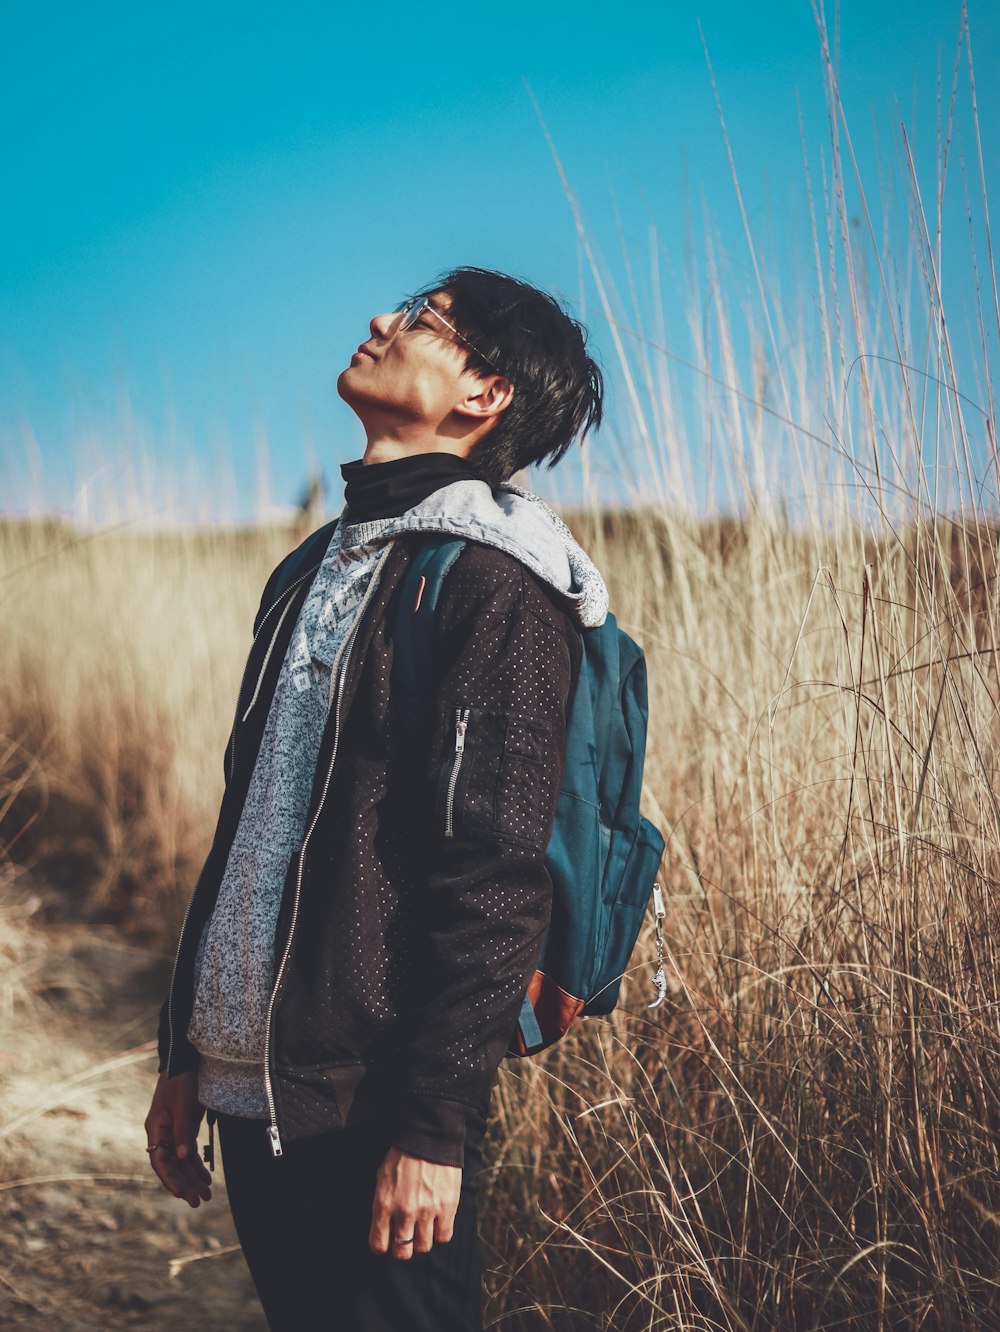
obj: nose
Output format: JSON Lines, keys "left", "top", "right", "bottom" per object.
{"left": 370, "top": 310, "right": 400, "bottom": 341}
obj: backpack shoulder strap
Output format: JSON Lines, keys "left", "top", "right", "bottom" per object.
{"left": 254, "top": 518, "right": 340, "bottom": 634}
{"left": 391, "top": 537, "right": 468, "bottom": 743}
{"left": 274, "top": 518, "right": 340, "bottom": 601}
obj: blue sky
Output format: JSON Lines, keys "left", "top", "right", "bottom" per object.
{"left": 2, "top": 1, "right": 997, "bottom": 520}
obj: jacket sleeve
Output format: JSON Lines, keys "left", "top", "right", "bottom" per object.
{"left": 388, "top": 544, "right": 581, "bottom": 1167}
{"left": 155, "top": 1001, "right": 171, "bottom": 1074}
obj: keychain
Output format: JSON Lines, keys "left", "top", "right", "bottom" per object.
{"left": 648, "top": 881, "right": 667, "bottom": 1009}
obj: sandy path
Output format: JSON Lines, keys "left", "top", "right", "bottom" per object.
{"left": 0, "top": 892, "right": 266, "bottom": 1329}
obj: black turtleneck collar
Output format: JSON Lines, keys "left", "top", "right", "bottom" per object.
{"left": 340, "top": 451, "right": 481, "bottom": 522}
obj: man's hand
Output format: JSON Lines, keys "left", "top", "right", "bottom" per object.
{"left": 369, "top": 1146, "right": 462, "bottom": 1260}
{"left": 144, "top": 1070, "right": 212, "bottom": 1208}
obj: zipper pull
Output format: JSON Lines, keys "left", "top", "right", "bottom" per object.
{"left": 266, "top": 1123, "right": 283, "bottom": 1157}
{"left": 454, "top": 707, "right": 469, "bottom": 752}
{"left": 202, "top": 1110, "right": 216, "bottom": 1171}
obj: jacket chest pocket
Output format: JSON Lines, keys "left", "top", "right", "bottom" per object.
{"left": 440, "top": 706, "right": 476, "bottom": 839}
{"left": 494, "top": 714, "right": 553, "bottom": 847}
{"left": 438, "top": 706, "right": 552, "bottom": 847}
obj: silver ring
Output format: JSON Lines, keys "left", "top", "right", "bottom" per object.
{"left": 146, "top": 1140, "right": 174, "bottom": 1153}
{"left": 391, "top": 1235, "right": 414, "bottom": 1245}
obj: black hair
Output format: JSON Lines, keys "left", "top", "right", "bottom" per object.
{"left": 413, "top": 266, "right": 604, "bottom": 487}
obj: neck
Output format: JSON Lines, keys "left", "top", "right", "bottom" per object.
{"left": 353, "top": 405, "right": 494, "bottom": 463}
{"left": 360, "top": 439, "right": 472, "bottom": 466}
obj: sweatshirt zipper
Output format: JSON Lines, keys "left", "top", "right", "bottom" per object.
{"left": 444, "top": 707, "right": 471, "bottom": 839}
{"left": 164, "top": 561, "right": 323, "bottom": 1076}
{"left": 262, "top": 542, "right": 395, "bottom": 1157}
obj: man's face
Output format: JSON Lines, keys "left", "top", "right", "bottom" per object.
{"left": 336, "top": 290, "right": 491, "bottom": 435}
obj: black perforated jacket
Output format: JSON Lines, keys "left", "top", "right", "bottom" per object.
{"left": 156, "top": 517, "right": 583, "bottom": 1167}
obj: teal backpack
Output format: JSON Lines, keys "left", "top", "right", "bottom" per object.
{"left": 391, "top": 537, "right": 667, "bottom": 1057}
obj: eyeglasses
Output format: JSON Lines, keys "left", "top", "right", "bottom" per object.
{"left": 391, "top": 296, "right": 507, "bottom": 378}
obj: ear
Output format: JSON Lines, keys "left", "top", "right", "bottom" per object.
{"left": 454, "top": 375, "right": 514, "bottom": 424}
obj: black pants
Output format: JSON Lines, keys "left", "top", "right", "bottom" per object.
{"left": 216, "top": 1097, "right": 490, "bottom": 1332}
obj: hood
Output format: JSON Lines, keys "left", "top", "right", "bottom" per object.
{"left": 339, "top": 479, "right": 608, "bottom": 630}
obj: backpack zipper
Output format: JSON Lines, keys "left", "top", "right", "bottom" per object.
{"left": 262, "top": 541, "right": 394, "bottom": 1157}
{"left": 164, "top": 560, "right": 323, "bottom": 1075}
{"left": 444, "top": 707, "right": 471, "bottom": 839}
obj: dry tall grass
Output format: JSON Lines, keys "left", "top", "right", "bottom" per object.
{"left": 0, "top": 519, "right": 293, "bottom": 936}
{"left": 486, "top": 507, "right": 1000, "bottom": 1329}
{"left": 3, "top": 503, "right": 998, "bottom": 1327}
{"left": 3, "top": 6, "right": 1000, "bottom": 1327}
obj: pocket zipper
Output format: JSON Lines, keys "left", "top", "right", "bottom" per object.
{"left": 444, "top": 707, "right": 471, "bottom": 839}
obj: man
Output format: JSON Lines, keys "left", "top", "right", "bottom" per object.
{"left": 145, "top": 266, "right": 608, "bottom": 1330}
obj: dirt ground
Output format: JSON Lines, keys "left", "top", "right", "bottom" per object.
{"left": 0, "top": 885, "right": 267, "bottom": 1330}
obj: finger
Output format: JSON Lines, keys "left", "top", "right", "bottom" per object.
{"left": 433, "top": 1209, "right": 456, "bottom": 1245}
{"left": 369, "top": 1198, "right": 391, "bottom": 1255}
{"left": 390, "top": 1211, "right": 417, "bottom": 1262}
{"left": 170, "top": 1163, "right": 210, "bottom": 1207}
{"left": 148, "top": 1148, "right": 186, "bottom": 1199}
{"left": 172, "top": 1108, "right": 201, "bottom": 1162}
{"left": 176, "top": 1159, "right": 213, "bottom": 1203}
{"left": 187, "top": 1149, "right": 213, "bottom": 1187}
{"left": 412, "top": 1214, "right": 435, "bottom": 1256}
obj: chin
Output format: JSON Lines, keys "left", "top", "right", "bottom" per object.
{"left": 336, "top": 367, "right": 358, "bottom": 403}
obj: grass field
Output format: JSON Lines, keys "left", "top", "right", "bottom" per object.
{"left": 3, "top": 499, "right": 999, "bottom": 1329}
